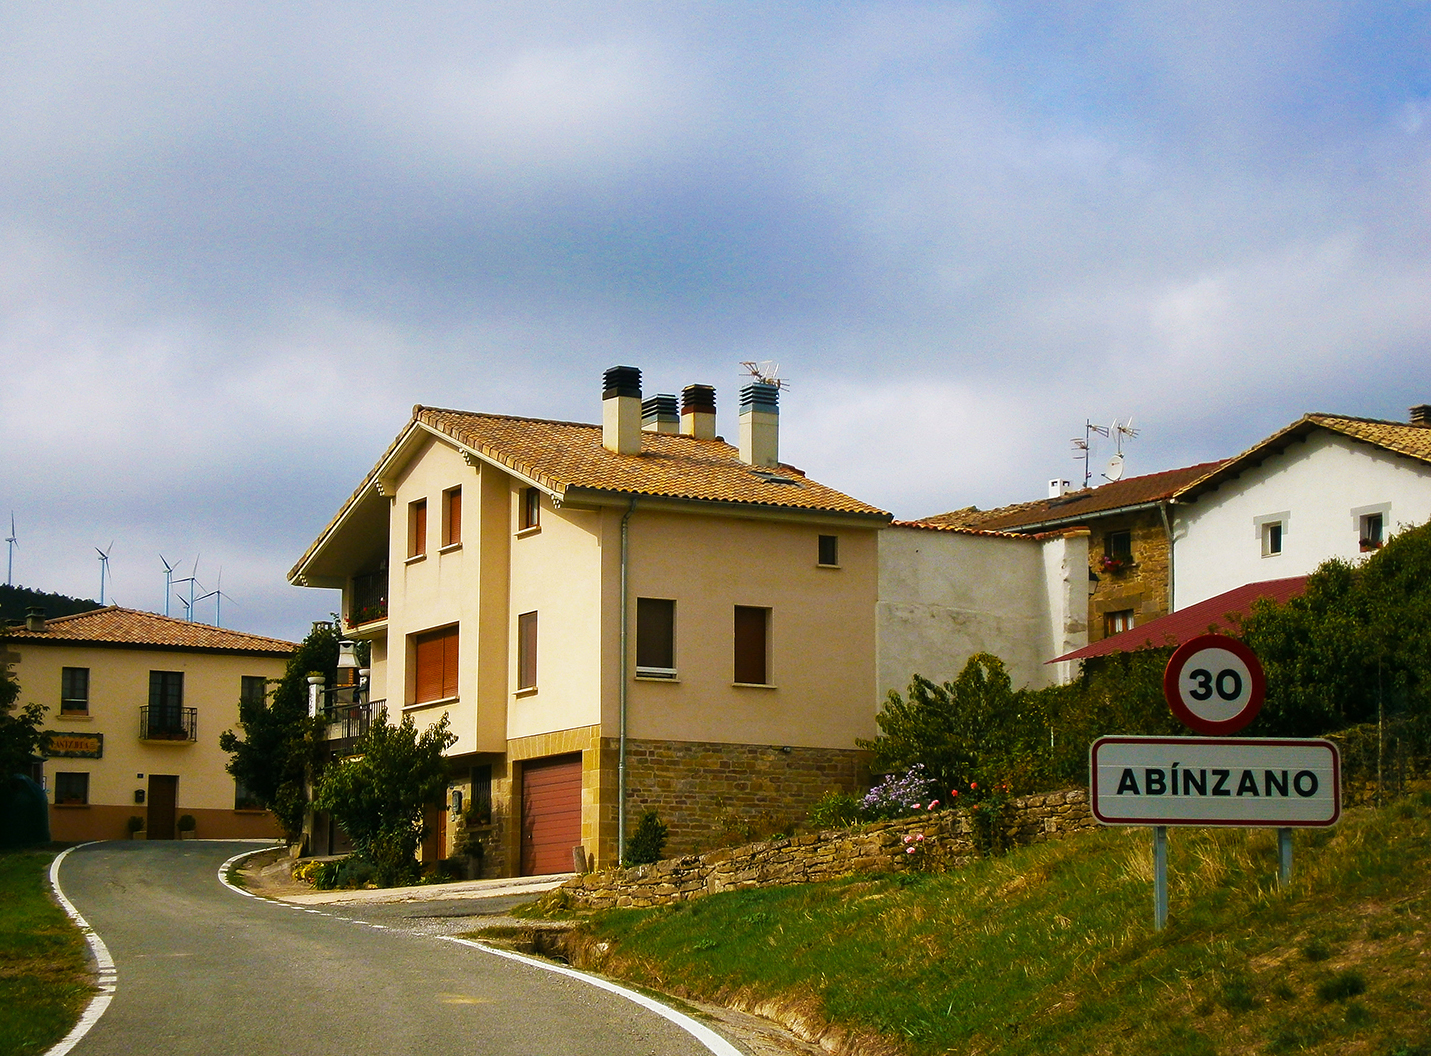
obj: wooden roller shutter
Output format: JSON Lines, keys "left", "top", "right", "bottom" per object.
{"left": 520, "top": 754, "right": 583, "bottom": 876}
{"left": 413, "top": 626, "right": 459, "bottom": 703}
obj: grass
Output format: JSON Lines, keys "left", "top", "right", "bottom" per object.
{"left": 552, "top": 792, "right": 1431, "bottom": 1055}
{"left": 0, "top": 850, "right": 93, "bottom": 1056}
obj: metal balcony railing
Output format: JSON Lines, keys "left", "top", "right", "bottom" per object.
{"left": 347, "top": 571, "right": 388, "bottom": 627}
{"left": 140, "top": 706, "right": 197, "bottom": 742}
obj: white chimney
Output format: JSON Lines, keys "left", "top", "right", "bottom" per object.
{"left": 739, "top": 383, "right": 779, "bottom": 467}
{"left": 641, "top": 394, "right": 679, "bottom": 433}
{"left": 602, "top": 366, "right": 642, "bottom": 455}
{"left": 1048, "top": 479, "right": 1070, "bottom": 498}
{"left": 680, "top": 384, "right": 717, "bottom": 440}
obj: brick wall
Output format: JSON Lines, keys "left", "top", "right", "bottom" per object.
{"left": 1088, "top": 511, "right": 1172, "bottom": 642}
{"left": 562, "top": 789, "right": 1094, "bottom": 909}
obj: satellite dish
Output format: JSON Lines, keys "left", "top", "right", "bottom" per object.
{"left": 1104, "top": 453, "right": 1125, "bottom": 481}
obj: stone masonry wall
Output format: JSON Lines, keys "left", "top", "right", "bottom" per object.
{"left": 562, "top": 789, "right": 1094, "bottom": 910}
{"left": 622, "top": 738, "right": 870, "bottom": 858}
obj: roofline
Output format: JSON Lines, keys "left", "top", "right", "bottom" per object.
{"left": 559, "top": 487, "right": 892, "bottom": 525}
{"left": 7, "top": 636, "right": 292, "bottom": 658}
{"left": 979, "top": 498, "right": 1172, "bottom": 533}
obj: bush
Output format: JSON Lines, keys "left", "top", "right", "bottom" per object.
{"left": 177, "top": 814, "right": 196, "bottom": 832}
{"left": 624, "top": 810, "right": 668, "bottom": 865}
{"left": 807, "top": 790, "right": 862, "bottom": 829}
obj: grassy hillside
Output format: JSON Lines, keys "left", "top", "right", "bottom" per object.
{"left": 556, "top": 795, "right": 1431, "bottom": 1056}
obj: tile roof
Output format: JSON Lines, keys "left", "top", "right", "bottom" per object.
{"left": 415, "top": 407, "right": 890, "bottom": 516}
{"left": 1049, "top": 576, "right": 1309, "bottom": 663}
{"left": 1173, "top": 414, "right": 1431, "bottom": 503}
{"left": 5, "top": 606, "right": 295, "bottom": 655}
{"left": 919, "top": 461, "right": 1226, "bottom": 532}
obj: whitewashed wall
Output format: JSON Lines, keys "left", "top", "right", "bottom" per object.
{"left": 877, "top": 525, "right": 1089, "bottom": 698}
{"left": 1172, "top": 431, "right": 1431, "bottom": 608}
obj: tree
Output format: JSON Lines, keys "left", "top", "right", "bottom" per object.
{"left": 312, "top": 709, "right": 455, "bottom": 886}
{"left": 219, "top": 621, "right": 337, "bottom": 841}
{"left": 0, "top": 647, "right": 47, "bottom": 780}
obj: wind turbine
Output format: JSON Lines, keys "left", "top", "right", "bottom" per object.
{"left": 5, "top": 513, "right": 16, "bottom": 587}
{"left": 160, "top": 555, "right": 178, "bottom": 617}
{"left": 173, "top": 554, "right": 201, "bottom": 621}
{"left": 196, "top": 568, "right": 234, "bottom": 627}
{"left": 95, "top": 542, "right": 114, "bottom": 605}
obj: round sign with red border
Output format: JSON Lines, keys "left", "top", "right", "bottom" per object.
{"left": 1163, "top": 634, "right": 1266, "bottom": 735}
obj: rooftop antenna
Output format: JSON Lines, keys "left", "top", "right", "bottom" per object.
{"left": 196, "top": 568, "right": 234, "bottom": 627}
{"left": 739, "top": 360, "right": 791, "bottom": 390}
{"left": 95, "top": 542, "right": 114, "bottom": 605}
{"left": 160, "top": 555, "right": 178, "bottom": 617}
{"left": 1102, "top": 417, "right": 1141, "bottom": 482}
{"left": 5, "top": 513, "right": 16, "bottom": 587}
{"left": 1071, "top": 421, "right": 1110, "bottom": 489}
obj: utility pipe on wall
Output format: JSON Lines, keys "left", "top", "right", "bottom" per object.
{"left": 1159, "top": 501, "right": 1176, "bottom": 614}
{"left": 617, "top": 497, "right": 636, "bottom": 865}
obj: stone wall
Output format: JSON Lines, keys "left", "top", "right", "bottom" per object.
{"left": 561, "top": 789, "right": 1094, "bottom": 909}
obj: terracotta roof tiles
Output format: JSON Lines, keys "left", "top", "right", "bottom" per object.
{"left": 5, "top": 607, "right": 295, "bottom": 655}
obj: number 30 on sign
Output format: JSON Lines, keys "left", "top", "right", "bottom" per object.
{"left": 1162, "top": 634, "right": 1267, "bottom": 735}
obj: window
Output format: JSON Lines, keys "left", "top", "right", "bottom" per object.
{"left": 519, "top": 487, "right": 540, "bottom": 531}
{"left": 469, "top": 765, "right": 492, "bottom": 825}
{"left": 517, "top": 612, "right": 538, "bottom": 690}
{"left": 1360, "top": 512, "right": 1384, "bottom": 552}
{"left": 1104, "top": 530, "right": 1132, "bottom": 561}
{"left": 733, "top": 605, "right": 771, "bottom": 685}
{"left": 413, "top": 626, "right": 459, "bottom": 703}
{"left": 1262, "top": 521, "right": 1284, "bottom": 557}
{"left": 1105, "top": 609, "right": 1135, "bottom": 636}
{"left": 817, "top": 535, "right": 839, "bottom": 567}
{"left": 636, "top": 598, "right": 677, "bottom": 678}
{"left": 54, "top": 772, "right": 89, "bottom": 805}
{"left": 408, "top": 498, "right": 428, "bottom": 558}
{"left": 442, "top": 486, "right": 462, "bottom": 548}
{"left": 234, "top": 775, "right": 262, "bottom": 810}
{"left": 61, "top": 667, "right": 90, "bottom": 715}
{"left": 149, "top": 671, "right": 184, "bottom": 727}
{"left": 240, "top": 676, "right": 267, "bottom": 712}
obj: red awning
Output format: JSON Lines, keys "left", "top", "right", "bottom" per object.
{"left": 1049, "top": 576, "right": 1309, "bottom": 664}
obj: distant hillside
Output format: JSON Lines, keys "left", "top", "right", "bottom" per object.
{"left": 0, "top": 585, "right": 102, "bottom": 624}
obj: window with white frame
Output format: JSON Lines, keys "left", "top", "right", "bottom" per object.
{"left": 1255, "top": 512, "right": 1289, "bottom": 559}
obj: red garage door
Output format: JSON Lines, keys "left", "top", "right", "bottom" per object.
{"left": 520, "top": 754, "right": 583, "bottom": 876}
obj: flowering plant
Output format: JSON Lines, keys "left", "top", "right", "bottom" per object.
{"left": 1098, "top": 554, "right": 1127, "bottom": 574}
{"left": 860, "top": 764, "right": 940, "bottom": 820}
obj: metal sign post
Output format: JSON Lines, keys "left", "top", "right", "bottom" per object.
{"left": 1278, "top": 827, "right": 1293, "bottom": 886}
{"left": 1153, "top": 826, "right": 1168, "bottom": 930}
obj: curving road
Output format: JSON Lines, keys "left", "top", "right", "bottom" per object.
{"left": 55, "top": 841, "right": 737, "bottom": 1056}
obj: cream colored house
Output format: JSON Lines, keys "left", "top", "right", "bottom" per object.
{"left": 290, "top": 367, "right": 890, "bottom": 874}
{"left": 5, "top": 607, "right": 291, "bottom": 843}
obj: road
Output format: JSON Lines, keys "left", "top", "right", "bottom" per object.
{"left": 55, "top": 841, "right": 738, "bottom": 1056}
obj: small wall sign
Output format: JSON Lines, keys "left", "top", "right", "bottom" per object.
{"left": 44, "top": 732, "right": 104, "bottom": 759}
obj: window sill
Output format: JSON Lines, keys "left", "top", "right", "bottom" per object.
{"left": 53, "top": 803, "right": 91, "bottom": 809}
{"left": 515, "top": 526, "right": 541, "bottom": 539}
{"left": 816, "top": 563, "right": 841, "bottom": 570}
{"left": 438, "top": 542, "right": 463, "bottom": 554}
{"left": 731, "top": 682, "right": 777, "bottom": 690}
{"left": 405, "top": 553, "right": 427, "bottom": 565}
{"left": 58, "top": 713, "right": 93, "bottom": 721}
{"left": 514, "top": 686, "right": 538, "bottom": 698}
{"left": 635, "top": 674, "right": 681, "bottom": 683}
{"left": 233, "top": 808, "right": 269, "bottom": 815}
{"left": 406, "top": 695, "right": 458, "bottom": 710}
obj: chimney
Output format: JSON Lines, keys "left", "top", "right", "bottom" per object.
{"left": 680, "top": 384, "right": 717, "bottom": 440}
{"left": 1411, "top": 405, "right": 1431, "bottom": 426}
{"left": 641, "top": 393, "right": 679, "bottom": 434}
{"left": 25, "top": 606, "right": 46, "bottom": 632}
{"left": 602, "top": 366, "right": 642, "bottom": 455}
{"left": 739, "top": 382, "right": 780, "bottom": 467}
{"left": 1048, "top": 479, "right": 1070, "bottom": 498}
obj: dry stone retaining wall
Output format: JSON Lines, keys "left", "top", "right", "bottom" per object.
{"left": 562, "top": 789, "right": 1095, "bottom": 909}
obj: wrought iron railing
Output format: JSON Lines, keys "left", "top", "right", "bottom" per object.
{"left": 140, "top": 706, "right": 197, "bottom": 742}
{"left": 347, "top": 571, "right": 388, "bottom": 627}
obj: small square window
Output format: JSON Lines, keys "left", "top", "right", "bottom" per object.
{"left": 55, "top": 772, "right": 89, "bottom": 805}
{"left": 408, "top": 499, "right": 428, "bottom": 558}
{"left": 61, "top": 667, "right": 90, "bottom": 714}
{"left": 519, "top": 487, "right": 541, "bottom": 531}
{"left": 1262, "top": 521, "right": 1284, "bottom": 557}
{"left": 636, "top": 598, "right": 676, "bottom": 677}
{"left": 442, "top": 487, "right": 462, "bottom": 547}
{"left": 1105, "top": 609, "right": 1135, "bottom": 636}
{"left": 517, "top": 611, "right": 538, "bottom": 691}
{"left": 733, "top": 605, "right": 771, "bottom": 685}
{"left": 1104, "top": 530, "right": 1132, "bottom": 561}
{"left": 817, "top": 535, "right": 839, "bottom": 566}
{"left": 1360, "top": 512, "right": 1384, "bottom": 552}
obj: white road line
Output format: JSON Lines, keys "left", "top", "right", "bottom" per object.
{"left": 442, "top": 938, "right": 744, "bottom": 1056}
{"left": 45, "top": 844, "right": 116, "bottom": 1056}
{"left": 216, "top": 845, "right": 284, "bottom": 900}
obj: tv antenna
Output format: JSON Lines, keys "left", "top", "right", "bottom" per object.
{"left": 739, "top": 360, "right": 790, "bottom": 390}
{"left": 1102, "top": 417, "right": 1140, "bottom": 482}
{"left": 5, "top": 513, "right": 16, "bottom": 587}
{"left": 160, "top": 555, "right": 178, "bottom": 617}
{"left": 95, "top": 542, "right": 114, "bottom": 605}
{"left": 196, "top": 568, "right": 234, "bottom": 627}
{"left": 1071, "top": 421, "right": 1109, "bottom": 489}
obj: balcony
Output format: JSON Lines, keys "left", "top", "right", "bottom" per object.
{"left": 140, "top": 706, "right": 197, "bottom": 743}
{"left": 322, "top": 686, "right": 381, "bottom": 755}
{"left": 345, "top": 571, "right": 388, "bottom": 638}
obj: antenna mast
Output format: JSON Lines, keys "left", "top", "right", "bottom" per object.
{"left": 739, "top": 360, "right": 791, "bottom": 390}
{"left": 1071, "top": 421, "right": 1109, "bottom": 489}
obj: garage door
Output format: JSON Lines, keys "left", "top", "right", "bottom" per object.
{"left": 520, "top": 753, "right": 583, "bottom": 876}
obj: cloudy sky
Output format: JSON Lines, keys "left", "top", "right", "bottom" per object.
{"left": 3, "top": 2, "right": 1428, "bottom": 641}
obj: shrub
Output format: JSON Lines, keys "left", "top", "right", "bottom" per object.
{"left": 807, "top": 790, "right": 862, "bottom": 829}
{"left": 177, "top": 814, "right": 196, "bottom": 832}
{"left": 624, "top": 810, "right": 668, "bottom": 865}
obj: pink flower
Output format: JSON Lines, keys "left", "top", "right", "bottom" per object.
{"left": 927, "top": 800, "right": 939, "bottom": 810}
{"left": 915, "top": 833, "right": 925, "bottom": 842}
{"left": 906, "top": 847, "right": 916, "bottom": 854}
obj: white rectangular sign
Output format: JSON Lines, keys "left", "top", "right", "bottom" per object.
{"left": 1090, "top": 737, "right": 1340, "bottom": 827}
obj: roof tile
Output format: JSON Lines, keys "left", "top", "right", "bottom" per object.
{"left": 6, "top": 606, "right": 295, "bottom": 654}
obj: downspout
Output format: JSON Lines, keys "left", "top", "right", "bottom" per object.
{"left": 1159, "top": 501, "right": 1175, "bottom": 614}
{"left": 617, "top": 497, "right": 636, "bottom": 865}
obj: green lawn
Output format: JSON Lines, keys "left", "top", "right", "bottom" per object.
{"left": 0, "top": 851, "right": 93, "bottom": 1056}
{"left": 552, "top": 794, "right": 1431, "bottom": 1056}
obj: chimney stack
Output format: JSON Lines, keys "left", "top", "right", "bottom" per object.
{"left": 641, "top": 394, "right": 679, "bottom": 433}
{"left": 602, "top": 366, "right": 642, "bottom": 455}
{"left": 681, "top": 384, "right": 717, "bottom": 440}
{"left": 1410, "top": 404, "right": 1431, "bottom": 426}
{"left": 1048, "top": 479, "right": 1070, "bottom": 498}
{"left": 25, "top": 606, "right": 46, "bottom": 632}
{"left": 738, "top": 382, "right": 780, "bottom": 467}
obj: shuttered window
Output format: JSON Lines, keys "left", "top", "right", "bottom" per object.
{"left": 442, "top": 487, "right": 462, "bottom": 547}
{"left": 408, "top": 499, "right": 428, "bottom": 558}
{"left": 733, "top": 606, "right": 770, "bottom": 685}
{"left": 517, "top": 611, "right": 538, "bottom": 690}
{"left": 413, "top": 625, "right": 459, "bottom": 703}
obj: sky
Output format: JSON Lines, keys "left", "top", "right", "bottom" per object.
{"left": 3, "top": 1, "right": 1429, "bottom": 642}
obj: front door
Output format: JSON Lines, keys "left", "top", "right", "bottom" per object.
{"left": 147, "top": 775, "right": 178, "bottom": 839}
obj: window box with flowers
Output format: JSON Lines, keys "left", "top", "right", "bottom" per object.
{"left": 1097, "top": 555, "right": 1133, "bottom": 575}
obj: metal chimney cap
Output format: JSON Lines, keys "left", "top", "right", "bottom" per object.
{"left": 602, "top": 366, "right": 642, "bottom": 400}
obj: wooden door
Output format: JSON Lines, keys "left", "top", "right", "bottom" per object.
{"left": 147, "top": 775, "right": 178, "bottom": 840}
{"left": 520, "top": 754, "right": 582, "bottom": 876}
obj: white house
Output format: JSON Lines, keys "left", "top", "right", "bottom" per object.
{"left": 1169, "top": 408, "right": 1431, "bottom": 609}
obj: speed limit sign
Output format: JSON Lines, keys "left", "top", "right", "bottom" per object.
{"left": 1163, "top": 634, "right": 1266, "bottom": 735}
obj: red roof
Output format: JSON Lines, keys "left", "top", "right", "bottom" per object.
{"left": 1049, "top": 576, "right": 1309, "bottom": 663}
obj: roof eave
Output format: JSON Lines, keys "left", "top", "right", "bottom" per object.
{"left": 559, "top": 486, "right": 891, "bottom": 525}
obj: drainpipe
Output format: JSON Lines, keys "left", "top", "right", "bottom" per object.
{"left": 618, "top": 497, "right": 636, "bottom": 865}
{"left": 1160, "top": 502, "right": 1175, "bottom": 614}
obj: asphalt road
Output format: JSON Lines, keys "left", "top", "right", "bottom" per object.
{"left": 56, "top": 841, "right": 737, "bottom": 1056}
